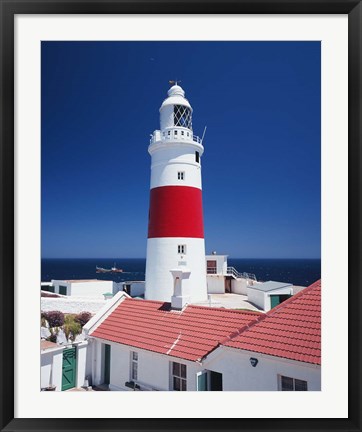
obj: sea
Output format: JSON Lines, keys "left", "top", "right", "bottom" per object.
{"left": 41, "top": 258, "right": 321, "bottom": 287}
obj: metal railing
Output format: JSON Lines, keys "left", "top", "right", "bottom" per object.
{"left": 149, "top": 130, "right": 202, "bottom": 145}
{"left": 207, "top": 266, "right": 257, "bottom": 281}
{"left": 192, "top": 134, "right": 202, "bottom": 143}
{"left": 227, "top": 267, "right": 257, "bottom": 281}
{"left": 242, "top": 272, "right": 257, "bottom": 281}
{"left": 227, "top": 267, "right": 242, "bottom": 278}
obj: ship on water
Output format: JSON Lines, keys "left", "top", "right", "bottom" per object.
{"left": 96, "top": 263, "right": 123, "bottom": 273}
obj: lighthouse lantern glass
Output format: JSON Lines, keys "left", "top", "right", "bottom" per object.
{"left": 174, "top": 105, "right": 192, "bottom": 130}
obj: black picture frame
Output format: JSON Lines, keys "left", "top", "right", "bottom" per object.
{"left": 0, "top": 1, "right": 360, "bottom": 431}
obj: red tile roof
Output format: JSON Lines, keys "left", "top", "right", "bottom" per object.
{"left": 225, "top": 280, "right": 321, "bottom": 365}
{"left": 90, "top": 299, "right": 261, "bottom": 362}
{"left": 90, "top": 280, "right": 321, "bottom": 365}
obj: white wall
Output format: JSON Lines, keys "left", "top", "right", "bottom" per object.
{"left": 145, "top": 237, "right": 207, "bottom": 303}
{"left": 203, "top": 347, "right": 321, "bottom": 391}
{"left": 247, "top": 286, "right": 293, "bottom": 312}
{"left": 88, "top": 338, "right": 320, "bottom": 392}
{"left": 51, "top": 280, "right": 115, "bottom": 298}
{"left": 40, "top": 347, "right": 64, "bottom": 391}
{"left": 123, "top": 281, "right": 145, "bottom": 297}
{"left": 70, "top": 281, "right": 114, "bottom": 298}
{"left": 205, "top": 255, "right": 228, "bottom": 275}
{"left": 112, "top": 282, "right": 124, "bottom": 296}
{"left": 90, "top": 339, "right": 201, "bottom": 392}
{"left": 41, "top": 296, "right": 106, "bottom": 314}
{"left": 231, "top": 278, "right": 248, "bottom": 295}
{"left": 247, "top": 287, "right": 266, "bottom": 310}
{"left": 207, "top": 275, "right": 225, "bottom": 294}
{"left": 149, "top": 144, "right": 203, "bottom": 189}
{"left": 76, "top": 341, "right": 88, "bottom": 388}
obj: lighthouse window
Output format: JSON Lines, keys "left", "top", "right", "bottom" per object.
{"left": 177, "top": 172, "right": 185, "bottom": 180}
{"left": 174, "top": 130, "right": 178, "bottom": 136}
{"left": 181, "top": 131, "right": 184, "bottom": 136}
{"left": 195, "top": 151, "right": 200, "bottom": 163}
{"left": 168, "top": 131, "right": 171, "bottom": 136}
{"left": 174, "top": 105, "right": 192, "bottom": 130}
{"left": 178, "top": 245, "right": 186, "bottom": 254}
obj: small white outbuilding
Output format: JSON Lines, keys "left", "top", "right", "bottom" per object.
{"left": 247, "top": 280, "right": 293, "bottom": 312}
{"left": 50, "top": 279, "right": 122, "bottom": 298}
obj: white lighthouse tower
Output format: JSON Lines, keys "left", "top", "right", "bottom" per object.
{"left": 145, "top": 83, "right": 208, "bottom": 304}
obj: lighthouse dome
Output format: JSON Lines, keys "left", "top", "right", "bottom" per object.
{"left": 167, "top": 84, "right": 185, "bottom": 97}
{"left": 160, "top": 84, "right": 193, "bottom": 131}
{"left": 160, "top": 84, "right": 192, "bottom": 111}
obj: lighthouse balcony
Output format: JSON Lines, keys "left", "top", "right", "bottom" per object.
{"left": 150, "top": 129, "right": 202, "bottom": 145}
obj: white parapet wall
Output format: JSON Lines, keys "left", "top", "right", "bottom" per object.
{"left": 122, "top": 281, "right": 145, "bottom": 297}
{"left": 51, "top": 280, "right": 121, "bottom": 298}
{"left": 41, "top": 296, "right": 107, "bottom": 314}
{"left": 41, "top": 345, "right": 64, "bottom": 390}
{"left": 206, "top": 275, "right": 225, "bottom": 294}
{"left": 231, "top": 278, "right": 249, "bottom": 295}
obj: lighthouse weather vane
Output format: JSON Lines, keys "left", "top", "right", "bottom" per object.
{"left": 169, "top": 79, "right": 181, "bottom": 86}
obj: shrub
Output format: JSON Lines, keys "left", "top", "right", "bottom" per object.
{"left": 41, "top": 311, "right": 47, "bottom": 327}
{"left": 63, "top": 314, "right": 82, "bottom": 342}
{"left": 46, "top": 333, "right": 57, "bottom": 343}
{"left": 75, "top": 311, "right": 92, "bottom": 327}
{"left": 44, "top": 310, "right": 64, "bottom": 328}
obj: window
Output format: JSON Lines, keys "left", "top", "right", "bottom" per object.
{"left": 195, "top": 151, "right": 200, "bottom": 163}
{"left": 280, "top": 375, "right": 307, "bottom": 391}
{"left": 177, "top": 171, "right": 185, "bottom": 180}
{"left": 168, "top": 131, "right": 171, "bottom": 136}
{"left": 59, "top": 285, "right": 67, "bottom": 295}
{"left": 178, "top": 244, "right": 186, "bottom": 254}
{"left": 207, "top": 260, "right": 217, "bottom": 274}
{"left": 174, "top": 130, "right": 178, "bottom": 136}
{"left": 172, "top": 362, "right": 187, "bottom": 391}
{"left": 174, "top": 105, "right": 192, "bottom": 129}
{"left": 131, "top": 351, "right": 138, "bottom": 381}
{"left": 181, "top": 131, "right": 184, "bottom": 136}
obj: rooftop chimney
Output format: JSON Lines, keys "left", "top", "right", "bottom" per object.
{"left": 170, "top": 269, "right": 191, "bottom": 310}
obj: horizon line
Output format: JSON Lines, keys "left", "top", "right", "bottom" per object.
{"left": 41, "top": 257, "right": 322, "bottom": 260}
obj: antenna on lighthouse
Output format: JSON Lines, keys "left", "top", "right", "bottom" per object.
{"left": 201, "top": 126, "right": 207, "bottom": 143}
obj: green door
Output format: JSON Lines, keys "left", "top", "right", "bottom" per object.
{"left": 270, "top": 295, "right": 280, "bottom": 309}
{"left": 271, "top": 294, "right": 291, "bottom": 309}
{"left": 197, "top": 371, "right": 208, "bottom": 391}
{"left": 62, "top": 347, "right": 77, "bottom": 391}
{"left": 104, "top": 344, "right": 111, "bottom": 385}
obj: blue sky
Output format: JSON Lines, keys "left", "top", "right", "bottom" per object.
{"left": 41, "top": 41, "right": 321, "bottom": 259}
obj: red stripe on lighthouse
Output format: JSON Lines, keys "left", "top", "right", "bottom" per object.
{"left": 148, "top": 186, "right": 204, "bottom": 238}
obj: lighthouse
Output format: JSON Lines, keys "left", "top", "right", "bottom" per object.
{"left": 145, "top": 83, "right": 208, "bottom": 304}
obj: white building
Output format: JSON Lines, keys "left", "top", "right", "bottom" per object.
{"left": 84, "top": 280, "right": 321, "bottom": 391}
{"left": 41, "top": 339, "right": 88, "bottom": 391}
{"left": 247, "top": 280, "right": 293, "bottom": 312}
{"left": 50, "top": 279, "right": 121, "bottom": 298}
{"left": 121, "top": 281, "right": 145, "bottom": 297}
{"left": 205, "top": 254, "right": 257, "bottom": 295}
{"left": 145, "top": 83, "right": 207, "bottom": 305}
